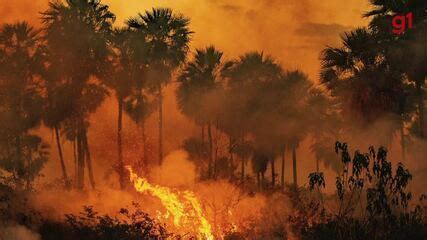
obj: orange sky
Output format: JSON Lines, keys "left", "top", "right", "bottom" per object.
{"left": 1, "top": 0, "right": 370, "bottom": 78}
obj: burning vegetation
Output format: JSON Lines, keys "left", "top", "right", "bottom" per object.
{"left": 0, "top": 0, "right": 426, "bottom": 239}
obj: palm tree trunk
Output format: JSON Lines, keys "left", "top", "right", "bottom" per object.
{"left": 316, "top": 159, "right": 319, "bottom": 173}
{"left": 292, "top": 144, "right": 298, "bottom": 187}
{"left": 117, "top": 97, "right": 125, "bottom": 190}
{"left": 83, "top": 130, "right": 95, "bottom": 190}
{"left": 271, "top": 158, "right": 275, "bottom": 187}
{"left": 55, "top": 126, "right": 69, "bottom": 188}
{"left": 400, "top": 117, "right": 406, "bottom": 162}
{"left": 229, "top": 136, "right": 234, "bottom": 178}
{"left": 207, "top": 122, "right": 213, "bottom": 178}
{"left": 73, "top": 137, "right": 77, "bottom": 187}
{"left": 142, "top": 119, "right": 147, "bottom": 169}
{"left": 15, "top": 135, "right": 22, "bottom": 173}
{"left": 416, "top": 79, "right": 425, "bottom": 137}
{"left": 158, "top": 84, "right": 164, "bottom": 165}
{"left": 261, "top": 171, "right": 265, "bottom": 191}
{"left": 26, "top": 148, "right": 32, "bottom": 190}
{"left": 240, "top": 157, "right": 245, "bottom": 182}
{"left": 214, "top": 146, "right": 218, "bottom": 179}
{"left": 76, "top": 129, "right": 85, "bottom": 190}
{"left": 281, "top": 148, "right": 285, "bottom": 188}
{"left": 201, "top": 125, "right": 205, "bottom": 142}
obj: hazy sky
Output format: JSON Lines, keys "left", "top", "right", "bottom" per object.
{"left": 1, "top": 0, "right": 370, "bottom": 78}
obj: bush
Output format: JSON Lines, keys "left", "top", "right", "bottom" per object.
{"left": 293, "top": 142, "right": 427, "bottom": 240}
{"left": 39, "top": 204, "right": 172, "bottom": 240}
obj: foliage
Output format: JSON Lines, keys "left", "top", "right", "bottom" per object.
{"left": 177, "top": 46, "right": 224, "bottom": 126}
{"left": 183, "top": 137, "right": 210, "bottom": 178}
{"left": 39, "top": 205, "right": 172, "bottom": 240}
{"left": 0, "top": 22, "right": 49, "bottom": 189}
{"left": 127, "top": 7, "right": 192, "bottom": 90}
{"left": 297, "top": 142, "right": 427, "bottom": 240}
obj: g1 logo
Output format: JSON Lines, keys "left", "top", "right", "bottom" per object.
{"left": 392, "top": 12, "right": 414, "bottom": 34}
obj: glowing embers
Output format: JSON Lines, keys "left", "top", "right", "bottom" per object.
{"left": 127, "top": 166, "right": 214, "bottom": 239}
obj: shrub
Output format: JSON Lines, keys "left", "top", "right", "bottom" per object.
{"left": 293, "top": 142, "right": 427, "bottom": 240}
{"left": 39, "top": 204, "right": 172, "bottom": 240}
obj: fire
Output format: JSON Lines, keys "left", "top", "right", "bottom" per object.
{"left": 126, "top": 166, "right": 214, "bottom": 239}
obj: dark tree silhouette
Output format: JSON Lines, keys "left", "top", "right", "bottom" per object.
{"left": 42, "top": 0, "right": 115, "bottom": 189}
{"left": 177, "top": 46, "right": 224, "bottom": 178}
{"left": 365, "top": 0, "right": 427, "bottom": 137}
{"left": 127, "top": 8, "right": 192, "bottom": 165}
{"left": 221, "top": 52, "right": 283, "bottom": 183}
{"left": 0, "top": 22, "right": 49, "bottom": 189}
{"left": 320, "top": 27, "right": 415, "bottom": 161}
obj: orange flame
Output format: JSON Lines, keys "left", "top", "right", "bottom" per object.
{"left": 126, "top": 166, "right": 214, "bottom": 239}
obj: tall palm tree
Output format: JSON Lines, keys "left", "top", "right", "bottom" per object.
{"left": 221, "top": 52, "right": 283, "bottom": 183}
{"left": 281, "top": 70, "right": 313, "bottom": 186}
{"left": 251, "top": 149, "right": 269, "bottom": 190}
{"left": 364, "top": 0, "right": 427, "bottom": 137}
{"left": 320, "top": 28, "right": 413, "bottom": 159}
{"left": 124, "top": 89, "right": 156, "bottom": 171}
{"left": 177, "top": 46, "right": 223, "bottom": 178}
{"left": 106, "top": 28, "right": 137, "bottom": 189}
{"left": 0, "top": 22, "right": 48, "bottom": 189}
{"left": 42, "top": 0, "right": 115, "bottom": 189}
{"left": 307, "top": 89, "right": 342, "bottom": 173}
{"left": 43, "top": 75, "right": 73, "bottom": 188}
{"left": 127, "top": 8, "right": 192, "bottom": 165}
{"left": 107, "top": 27, "right": 155, "bottom": 188}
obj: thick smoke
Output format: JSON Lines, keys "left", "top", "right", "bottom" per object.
{"left": 0, "top": 225, "right": 40, "bottom": 240}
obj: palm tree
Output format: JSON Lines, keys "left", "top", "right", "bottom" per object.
{"left": 320, "top": 28, "right": 413, "bottom": 159}
{"left": 221, "top": 52, "right": 283, "bottom": 182}
{"left": 177, "top": 46, "right": 223, "bottom": 178}
{"left": 43, "top": 79, "right": 72, "bottom": 188}
{"left": 105, "top": 28, "right": 138, "bottom": 189}
{"left": 42, "top": 0, "right": 115, "bottom": 189}
{"left": 365, "top": 0, "right": 427, "bottom": 137}
{"left": 233, "top": 140, "right": 253, "bottom": 183}
{"left": 124, "top": 89, "right": 156, "bottom": 171}
{"left": 281, "top": 70, "right": 314, "bottom": 186}
{"left": 307, "top": 89, "right": 342, "bottom": 173}
{"left": 247, "top": 67, "right": 313, "bottom": 187}
{"left": 0, "top": 22, "right": 48, "bottom": 189}
{"left": 251, "top": 149, "right": 269, "bottom": 190}
{"left": 127, "top": 8, "right": 192, "bottom": 165}
{"left": 108, "top": 26, "right": 157, "bottom": 186}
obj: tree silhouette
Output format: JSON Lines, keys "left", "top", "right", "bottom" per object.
{"left": 320, "top": 27, "right": 414, "bottom": 160}
{"left": 105, "top": 28, "right": 137, "bottom": 189}
{"left": 365, "top": 0, "right": 427, "bottom": 137}
{"left": 127, "top": 8, "right": 192, "bottom": 165}
{"left": 106, "top": 27, "right": 156, "bottom": 188}
{"left": 221, "top": 52, "right": 283, "bottom": 183}
{"left": 278, "top": 70, "right": 314, "bottom": 186}
{"left": 42, "top": 0, "right": 115, "bottom": 189}
{"left": 177, "top": 46, "right": 224, "bottom": 178}
{"left": 0, "top": 22, "right": 48, "bottom": 189}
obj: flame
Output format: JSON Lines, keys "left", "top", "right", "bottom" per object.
{"left": 228, "top": 210, "right": 238, "bottom": 233}
{"left": 127, "top": 166, "right": 214, "bottom": 239}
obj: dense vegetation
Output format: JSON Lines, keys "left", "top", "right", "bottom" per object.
{"left": 0, "top": 0, "right": 426, "bottom": 239}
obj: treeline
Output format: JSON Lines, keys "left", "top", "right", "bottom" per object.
{"left": 0, "top": 0, "right": 426, "bottom": 191}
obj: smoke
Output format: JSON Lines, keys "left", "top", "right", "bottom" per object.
{"left": 149, "top": 150, "right": 197, "bottom": 187}
{"left": 0, "top": 225, "right": 40, "bottom": 240}
{"left": 29, "top": 186, "right": 137, "bottom": 220}
{"left": 0, "top": 0, "right": 47, "bottom": 27}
